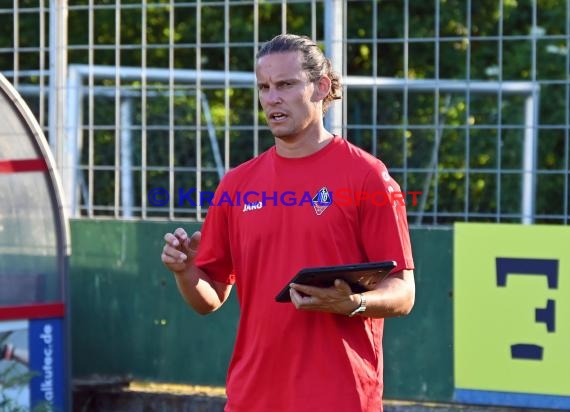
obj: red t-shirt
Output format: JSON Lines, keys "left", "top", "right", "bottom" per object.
{"left": 196, "top": 136, "right": 414, "bottom": 412}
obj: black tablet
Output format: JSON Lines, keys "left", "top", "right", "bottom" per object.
{"left": 275, "top": 260, "right": 397, "bottom": 303}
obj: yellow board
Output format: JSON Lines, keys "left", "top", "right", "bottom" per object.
{"left": 454, "top": 223, "right": 570, "bottom": 396}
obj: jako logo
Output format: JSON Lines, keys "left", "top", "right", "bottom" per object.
{"left": 243, "top": 201, "right": 264, "bottom": 212}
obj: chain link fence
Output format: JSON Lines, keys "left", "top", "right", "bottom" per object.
{"left": 1, "top": 0, "right": 568, "bottom": 224}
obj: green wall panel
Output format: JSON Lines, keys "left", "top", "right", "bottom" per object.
{"left": 383, "top": 227, "right": 454, "bottom": 402}
{"left": 69, "top": 219, "right": 238, "bottom": 386}
{"left": 70, "top": 220, "right": 453, "bottom": 401}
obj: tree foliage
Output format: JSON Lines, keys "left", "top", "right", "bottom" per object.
{"left": 0, "top": 1, "right": 567, "bottom": 222}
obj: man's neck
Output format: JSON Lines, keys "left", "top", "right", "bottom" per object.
{"left": 274, "top": 128, "right": 335, "bottom": 158}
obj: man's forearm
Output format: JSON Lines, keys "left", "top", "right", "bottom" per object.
{"left": 358, "top": 269, "right": 415, "bottom": 319}
{"left": 173, "top": 265, "right": 227, "bottom": 315}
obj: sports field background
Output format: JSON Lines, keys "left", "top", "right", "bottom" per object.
{"left": 0, "top": 1, "right": 569, "bottom": 410}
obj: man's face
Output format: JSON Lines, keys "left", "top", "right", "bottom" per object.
{"left": 255, "top": 51, "right": 322, "bottom": 140}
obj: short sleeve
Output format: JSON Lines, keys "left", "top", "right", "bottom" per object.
{"left": 358, "top": 161, "right": 415, "bottom": 273}
{"left": 194, "top": 176, "right": 236, "bottom": 284}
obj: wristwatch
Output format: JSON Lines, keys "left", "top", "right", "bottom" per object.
{"left": 348, "top": 293, "right": 366, "bottom": 317}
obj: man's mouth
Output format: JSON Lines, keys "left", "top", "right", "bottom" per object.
{"left": 269, "top": 112, "right": 287, "bottom": 121}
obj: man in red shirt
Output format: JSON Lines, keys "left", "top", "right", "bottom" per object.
{"left": 162, "top": 33, "right": 415, "bottom": 412}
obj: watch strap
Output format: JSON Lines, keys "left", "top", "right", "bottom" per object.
{"left": 348, "top": 293, "right": 366, "bottom": 317}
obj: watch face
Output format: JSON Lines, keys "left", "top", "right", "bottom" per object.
{"left": 349, "top": 295, "right": 366, "bottom": 316}
{"left": 357, "top": 295, "right": 366, "bottom": 313}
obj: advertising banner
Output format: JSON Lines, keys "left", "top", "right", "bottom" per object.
{"left": 454, "top": 223, "right": 570, "bottom": 410}
{"left": 0, "top": 305, "right": 65, "bottom": 411}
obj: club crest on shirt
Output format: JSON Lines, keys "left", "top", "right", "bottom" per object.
{"left": 312, "top": 187, "right": 332, "bottom": 215}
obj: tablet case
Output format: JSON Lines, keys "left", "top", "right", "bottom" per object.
{"left": 275, "top": 260, "right": 396, "bottom": 302}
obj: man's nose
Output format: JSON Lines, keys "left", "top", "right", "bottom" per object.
{"left": 264, "top": 88, "right": 282, "bottom": 104}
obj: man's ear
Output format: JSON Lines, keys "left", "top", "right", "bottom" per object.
{"left": 314, "top": 75, "right": 332, "bottom": 101}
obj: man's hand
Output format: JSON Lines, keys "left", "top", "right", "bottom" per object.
{"left": 291, "top": 270, "right": 415, "bottom": 318}
{"left": 161, "top": 229, "right": 231, "bottom": 314}
{"left": 289, "top": 279, "right": 360, "bottom": 315}
{"left": 161, "top": 228, "right": 201, "bottom": 274}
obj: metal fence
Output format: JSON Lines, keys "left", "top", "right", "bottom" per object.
{"left": 1, "top": 0, "right": 569, "bottom": 225}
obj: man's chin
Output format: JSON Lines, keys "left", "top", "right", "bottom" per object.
{"left": 273, "top": 133, "right": 295, "bottom": 142}
{"left": 270, "top": 127, "right": 288, "bottom": 140}
{"left": 269, "top": 125, "right": 299, "bottom": 141}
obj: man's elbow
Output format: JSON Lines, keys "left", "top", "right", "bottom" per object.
{"left": 396, "top": 275, "right": 416, "bottom": 316}
{"left": 398, "top": 290, "right": 415, "bottom": 316}
{"left": 194, "top": 306, "right": 215, "bottom": 316}
{"left": 188, "top": 300, "right": 223, "bottom": 316}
